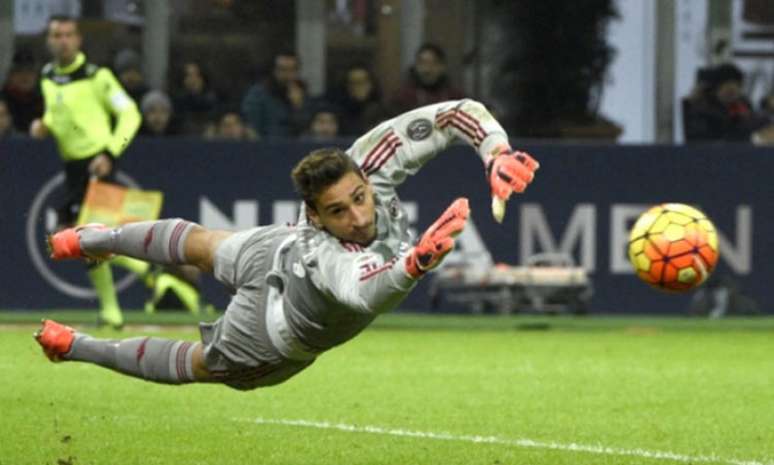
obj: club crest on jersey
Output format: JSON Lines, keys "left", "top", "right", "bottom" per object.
{"left": 407, "top": 118, "right": 432, "bottom": 141}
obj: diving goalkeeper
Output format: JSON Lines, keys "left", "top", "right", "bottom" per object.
{"left": 35, "top": 99, "right": 539, "bottom": 390}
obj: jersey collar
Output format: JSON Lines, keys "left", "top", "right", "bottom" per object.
{"left": 55, "top": 52, "right": 86, "bottom": 75}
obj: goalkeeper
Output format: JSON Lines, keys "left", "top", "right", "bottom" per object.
{"left": 35, "top": 99, "right": 539, "bottom": 390}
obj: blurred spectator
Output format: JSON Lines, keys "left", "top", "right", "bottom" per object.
{"left": 302, "top": 104, "right": 340, "bottom": 141}
{"left": 0, "top": 97, "right": 20, "bottom": 140}
{"left": 113, "top": 48, "right": 149, "bottom": 104}
{"left": 331, "top": 64, "right": 388, "bottom": 136}
{"left": 173, "top": 61, "right": 219, "bottom": 135}
{"left": 1, "top": 50, "right": 44, "bottom": 133}
{"left": 204, "top": 109, "right": 258, "bottom": 141}
{"left": 241, "top": 51, "right": 311, "bottom": 138}
{"left": 393, "top": 43, "right": 464, "bottom": 113}
{"left": 139, "top": 90, "right": 178, "bottom": 137}
{"left": 759, "top": 93, "right": 774, "bottom": 120}
{"left": 683, "top": 63, "right": 774, "bottom": 143}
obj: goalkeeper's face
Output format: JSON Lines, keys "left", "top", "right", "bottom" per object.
{"left": 309, "top": 171, "right": 377, "bottom": 246}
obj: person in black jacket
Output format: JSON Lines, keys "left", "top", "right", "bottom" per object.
{"left": 684, "top": 63, "right": 774, "bottom": 143}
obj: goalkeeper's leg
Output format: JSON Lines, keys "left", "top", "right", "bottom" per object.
{"left": 49, "top": 219, "right": 233, "bottom": 273}
{"left": 35, "top": 320, "right": 212, "bottom": 384}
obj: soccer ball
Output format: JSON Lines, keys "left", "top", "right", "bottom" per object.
{"left": 628, "top": 203, "right": 719, "bottom": 292}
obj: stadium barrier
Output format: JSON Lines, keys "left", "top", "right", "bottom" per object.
{"left": 1, "top": 138, "right": 770, "bottom": 315}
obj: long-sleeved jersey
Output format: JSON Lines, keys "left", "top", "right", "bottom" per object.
{"left": 40, "top": 52, "right": 141, "bottom": 160}
{"left": 267, "top": 99, "right": 510, "bottom": 360}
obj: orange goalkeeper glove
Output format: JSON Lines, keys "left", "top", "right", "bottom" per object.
{"left": 486, "top": 144, "right": 539, "bottom": 222}
{"left": 405, "top": 198, "right": 470, "bottom": 279}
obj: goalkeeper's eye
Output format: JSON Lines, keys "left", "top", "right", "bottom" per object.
{"left": 354, "top": 193, "right": 365, "bottom": 204}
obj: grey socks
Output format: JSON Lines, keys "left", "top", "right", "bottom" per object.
{"left": 79, "top": 219, "right": 195, "bottom": 265}
{"left": 67, "top": 334, "right": 198, "bottom": 384}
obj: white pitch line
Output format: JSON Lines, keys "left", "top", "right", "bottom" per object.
{"left": 234, "top": 417, "right": 773, "bottom": 465}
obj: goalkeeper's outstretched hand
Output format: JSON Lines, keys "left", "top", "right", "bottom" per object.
{"left": 487, "top": 144, "right": 539, "bottom": 222}
{"left": 405, "top": 198, "right": 470, "bottom": 279}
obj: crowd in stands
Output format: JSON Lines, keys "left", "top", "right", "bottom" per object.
{"left": 5, "top": 39, "right": 774, "bottom": 145}
{"left": 682, "top": 62, "right": 774, "bottom": 144}
{"left": 0, "top": 42, "right": 462, "bottom": 143}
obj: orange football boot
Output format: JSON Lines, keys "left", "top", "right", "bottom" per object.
{"left": 47, "top": 224, "right": 110, "bottom": 260}
{"left": 34, "top": 320, "right": 76, "bottom": 362}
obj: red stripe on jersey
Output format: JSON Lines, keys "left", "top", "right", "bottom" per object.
{"left": 340, "top": 241, "right": 364, "bottom": 252}
{"left": 438, "top": 114, "right": 481, "bottom": 146}
{"left": 438, "top": 108, "right": 487, "bottom": 146}
{"left": 359, "top": 257, "right": 399, "bottom": 281}
{"left": 451, "top": 118, "right": 483, "bottom": 147}
{"left": 365, "top": 138, "right": 403, "bottom": 175}
{"left": 176, "top": 341, "right": 191, "bottom": 381}
{"left": 448, "top": 113, "right": 484, "bottom": 142}
{"left": 168, "top": 221, "right": 186, "bottom": 263}
{"left": 455, "top": 110, "right": 487, "bottom": 141}
{"left": 436, "top": 109, "right": 456, "bottom": 122}
{"left": 362, "top": 134, "right": 400, "bottom": 174}
{"left": 360, "top": 131, "right": 397, "bottom": 172}
{"left": 136, "top": 337, "right": 150, "bottom": 363}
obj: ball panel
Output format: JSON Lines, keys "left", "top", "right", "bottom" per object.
{"left": 683, "top": 224, "right": 705, "bottom": 247}
{"left": 664, "top": 211, "right": 693, "bottom": 225}
{"left": 649, "top": 260, "right": 665, "bottom": 282}
{"left": 698, "top": 218, "right": 716, "bottom": 233}
{"left": 663, "top": 223, "right": 686, "bottom": 242}
{"left": 698, "top": 244, "right": 719, "bottom": 268}
{"left": 648, "top": 235, "right": 670, "bottom": 256}
{"left": 648, "top": 214, "right": 672, "bottom": 234}
{"left": 667, "top": 239, "right": 693, "bottom": 257}
{"left": 670, "top": 253, "right": 695, "bottom": 269}
{"left": 645, "top": 241, "right": 665, "bottom": 261}
{"left": 629, "top": 207, "right": 662, "bottom": 241}
{"left": 677, "top": 266, "right": 697, "bottom": 284}
{"left": 662, "top": 263, "right": 678, "bottom": 284}
{"left": 634, "top": 253, "right": 651, "bottom": 272}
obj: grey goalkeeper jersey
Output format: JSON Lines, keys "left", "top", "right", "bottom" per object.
{"left": 266, "top": 99, "right": 510, "bottom": 360}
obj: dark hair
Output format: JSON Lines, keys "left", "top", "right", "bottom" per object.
{"left": 47, "top": 15, "right": 79, "bottom": 33}
{"left": 343, "top": 63, "right": 382, "bottom": 100}
{"left": 309, "top": 99, "right": 340, "bottom": 119}
{"left": 416, "top": 43, "right": 446, "bottom": 63}
{"left": 710, "top": 63, "right": 744, "bottom": 88}
{"left": 291, "top": 148, "right": 363, "bottom": 210}
{"left": 179, "top": 60, "right": 211, "bottom": 89}
{"left": 11, "top": 49, "right": 36, "bottom": 70}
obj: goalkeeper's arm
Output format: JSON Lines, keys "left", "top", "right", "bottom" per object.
{"left": 347, "top": 99, "right": 539, "bottom": 221}
{"left": 315, "top": 198, "right": 470, "bottom": 314}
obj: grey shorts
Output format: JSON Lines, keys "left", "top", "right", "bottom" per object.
{"left": 199, "top": 225, "right": 314, "bottom": 390}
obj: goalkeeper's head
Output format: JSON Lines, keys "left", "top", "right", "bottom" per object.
{"left": 292, "top": 148, "right": 377, "bottom": 246}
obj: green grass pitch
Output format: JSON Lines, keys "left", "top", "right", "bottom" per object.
{"left": 1, "top": 313, "right": 773, "bottom": 465}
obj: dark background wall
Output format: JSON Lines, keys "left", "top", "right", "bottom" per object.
{"left": 1, "top": 138, "right": 769, "bottom": 314}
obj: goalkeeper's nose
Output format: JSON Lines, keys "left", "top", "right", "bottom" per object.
{"left": 350, "top": 206, "right": 372, "bottom": 229}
